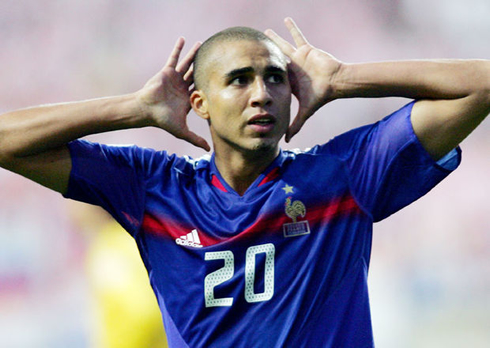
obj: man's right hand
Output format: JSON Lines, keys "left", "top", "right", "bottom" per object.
{"left": 0, "top": 37, "right": 210, "bottom": 194}
{"left": 136, "top": 37, "right": 210, "bottom": 151}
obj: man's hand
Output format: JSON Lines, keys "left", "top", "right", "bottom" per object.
{"left": 266, "top": 18, "right": 342, "bottom": 142}
{"left": 137, "top": 38, "right": 210, "bottom": 151}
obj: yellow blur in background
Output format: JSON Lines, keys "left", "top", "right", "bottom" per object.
{"left": 74, "top": 204, "right": 167, "bottom": 348}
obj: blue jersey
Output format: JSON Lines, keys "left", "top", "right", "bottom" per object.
{"left": 64, "top": 102, "right": 460, "bottom": 347}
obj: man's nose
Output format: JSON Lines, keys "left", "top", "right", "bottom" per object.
{"left": 250, "top": 79, "right": 272, "bottom": 107}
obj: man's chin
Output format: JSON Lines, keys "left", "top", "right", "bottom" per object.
{"left": 245, "top": 139, "right": 280, "bottom": 155}
{"left": 213, "top": 135, "right": 281, "bottom": 157}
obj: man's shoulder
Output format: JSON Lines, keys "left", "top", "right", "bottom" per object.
{"left": 281, "top": 141, "right": 348, "bottom": 161}
{"left": 279, "top": 146, "right": 342, "bottom": 175}
{"left": 295, "top": 102, "right": 416, "bottom": 161}
{"left": 169, "top": 153, "right": 213, "bottom": 178}
{"left": 69, "top": 139, "right": 213, "bottom": 178}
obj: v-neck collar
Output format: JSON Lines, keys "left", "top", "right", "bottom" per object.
{"left": 209, "top": 150, "right": 288, "bottom": 197}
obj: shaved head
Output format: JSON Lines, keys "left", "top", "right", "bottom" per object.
{"left": 193, "top": 26, "right": 286, "bottom": 91}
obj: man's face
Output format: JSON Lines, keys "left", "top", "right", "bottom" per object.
{"left": 193, "top": 39, "right": 291, "bottom": 157}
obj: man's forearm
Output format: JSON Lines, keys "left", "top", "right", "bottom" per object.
{"left": 333, "top": 59, "right": 490, "bottom": 101}
{"left": 0, "top": 93, "right": 149, "bottom": 159}
{"left": 331, "top": 59, "right": 490, "bottom": 160}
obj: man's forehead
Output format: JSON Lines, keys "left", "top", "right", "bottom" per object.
{"left": 207, "top": 39, "right": 287, "bottom": 73}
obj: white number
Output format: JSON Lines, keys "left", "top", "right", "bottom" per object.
{"left": 204, "top": 243, "right": 275, "bottom": 308}
{"left": 204, "top": 251, "right": 234, "bottom": 307}
{"left": 245, "top": 244, "right": 275, "bottom": 303}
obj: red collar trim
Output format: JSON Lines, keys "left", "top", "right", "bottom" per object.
{"left": 258, "top": 167, "right": 280, "bottom": 187}
{"left": 211, "top": 174, "right": 228, "bottom": 192}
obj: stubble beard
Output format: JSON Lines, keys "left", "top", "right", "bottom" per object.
{"left": 243, "top": 135, "right": 281, "bottom": 161}
{"left": 216, "top": 133, "right": 280, "bottom": 161}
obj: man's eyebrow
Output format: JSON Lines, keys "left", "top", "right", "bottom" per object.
{"left": 265, "top": 65, "right": 287, "bottom": 74}
{"left": 224, "top": 67, "right": 254, "bottom": 81}
{"left": 224, "top": 65, "right": 286, "bottom": 81}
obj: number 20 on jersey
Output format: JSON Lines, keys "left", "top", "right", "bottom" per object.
{"left": 204, "top": 243, "right": 275, "bottom": 307}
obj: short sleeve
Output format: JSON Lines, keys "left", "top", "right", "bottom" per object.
{"left": 323, "top": 102, "right": 461, "bottom": 222}
{"left": 63, "top": 140, "right": 168, "bottom": 235}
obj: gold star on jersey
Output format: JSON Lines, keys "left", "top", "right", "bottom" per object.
{"left": 282, "top": 184, "right": 294, "bottom": 194}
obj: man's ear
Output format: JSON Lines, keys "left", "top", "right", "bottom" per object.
{"left": 190, "top": 90, "right": 210, "bottom": 120}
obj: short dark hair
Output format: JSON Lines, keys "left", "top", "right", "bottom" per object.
{"left": 193, "top": 26, "right": 280, "bottom": 90}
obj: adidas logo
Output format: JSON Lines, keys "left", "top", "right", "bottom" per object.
{"left": 176, "top": 229, "right": 203, "bottom": 248}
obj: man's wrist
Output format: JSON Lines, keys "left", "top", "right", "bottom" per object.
{"left": 121, "top": 92, "right": 157, "bottom": 128}
{"left": 329, "top": 63, "right": 359, "bottom": 100}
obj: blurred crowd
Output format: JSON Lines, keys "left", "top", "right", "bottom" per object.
{"left": 0, "top": 0, "right": 488, "bottom": 347}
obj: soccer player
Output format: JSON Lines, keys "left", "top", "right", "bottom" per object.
{"left": 0, "top": 17, "right": 488, "bottom": 347}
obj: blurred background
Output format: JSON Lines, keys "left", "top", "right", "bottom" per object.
{"left": 0, "top": 0, "right": 489, "bottom": 347}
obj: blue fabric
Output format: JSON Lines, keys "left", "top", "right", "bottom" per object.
{"left": 64, "top": 102, "right": 460, "bottom": 347}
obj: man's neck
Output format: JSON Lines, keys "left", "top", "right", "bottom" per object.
{"left": 214, "top": 147, "right": 279, "bottom": 196}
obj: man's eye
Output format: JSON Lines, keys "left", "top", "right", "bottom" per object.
{"left": 266, "top": 74, "right": 285, "bottom": 84}
{"left": 230, "top": 76, "right": 249, "bottom": 85}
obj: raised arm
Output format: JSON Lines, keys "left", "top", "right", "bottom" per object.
{"left": 0, "top": 38, "right": 209, "bottom": 194}
{"left": 266, "top": 18, "right": 490, "bottom": 159}
{"left": 334, "top": 59, "right": 490, "bottom": 159}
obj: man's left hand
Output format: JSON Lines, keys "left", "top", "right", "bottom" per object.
{"left": 266, "top": 18, "right": 343, "bottom": 142}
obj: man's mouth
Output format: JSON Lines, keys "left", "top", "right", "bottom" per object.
{"left": 248, "top": 114, "right": 276, "bottom": 125}
{"left": 247, "top": 114, "right": 276, "bottom": 133}
{"left": 249, "top": 118, "right": 274, "bottom": 125}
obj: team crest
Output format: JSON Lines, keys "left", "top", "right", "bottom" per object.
{"left": 283, "top": 195, "right": 311, "bottom": 237}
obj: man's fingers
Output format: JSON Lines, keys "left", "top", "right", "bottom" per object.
{"left": 285, "top": 122, "right": 299, "bottom": 143}
{"left": 176, "top": 41, "right": 201, "bottom": 75}
{"left": 183, "top": 66, "right": 194, "bottom": 86}
{"left": 183, "top": 131, "right": 211, "bottom": 152}
{"left": 284, "top": 17, "right": 309, "bottom": 47}
{"left": 264, "top": 29, "right": 296, "bottom": 57}
{"left": 165, "top": 37, "right": 186, "bottom": 69}
{"left": 285, "top": 115, "right": 304, "bottom": 143}
{"left": 172, "top": 122, "right": 210, "bottom": 151}
{"left": 285, "top": 107, "right": 312, "bottom": 143}
{"left": 265, "top": 18, "right": 309, "bottom": 55}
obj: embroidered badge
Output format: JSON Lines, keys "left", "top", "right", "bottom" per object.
{"left": 283, "top": 196, "right": 311, "bottom": 237}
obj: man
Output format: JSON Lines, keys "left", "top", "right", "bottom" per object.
{"left": 0, "top": 17, "right": 488, "bottom": 347}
